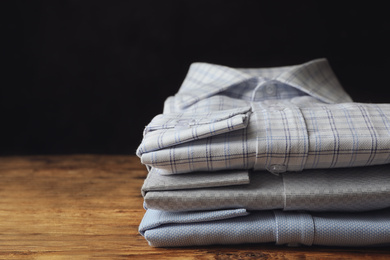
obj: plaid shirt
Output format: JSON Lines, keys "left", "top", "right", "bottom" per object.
{"left": 137, "top": 58, "right": 390, "bottom": 175}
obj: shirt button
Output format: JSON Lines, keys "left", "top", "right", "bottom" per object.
{"left": 266, "top": 164, "right": 287, "bottom": 176}
{"left": 174, "top": 119, "right": 195, "bottom": 129}
{"left": 265, "top": 84, "right": 276, "bottom": 95}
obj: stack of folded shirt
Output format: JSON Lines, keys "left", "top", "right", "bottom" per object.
{"left": 136, "top": 58, "right": 390, "bottom": 247}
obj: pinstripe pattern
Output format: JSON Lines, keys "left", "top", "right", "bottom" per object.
{"left": 137, "top": 58, "right": 390, "bottom": 175}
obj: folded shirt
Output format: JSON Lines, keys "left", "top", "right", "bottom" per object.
{"left": 142, "top": 165, "right": 390, "bottom": 212}
{"left": 137, "top": 58, "right": 390, "bottom": 248}
{"left": 139, "top": 207, "right": 390, "bottom": 247}
{"left": 136, "top": 58, "right": 390, "bottom": 175}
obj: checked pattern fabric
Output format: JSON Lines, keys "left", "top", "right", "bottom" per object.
{"left": 137, "top": 58, "right": 390, "bottom": 175}
{"left": 137, "top": 59, "right": 390, "bottom": 247}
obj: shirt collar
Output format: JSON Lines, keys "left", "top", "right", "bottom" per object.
{"left": 175, "top": 58, "right": 352, "bottom": 109}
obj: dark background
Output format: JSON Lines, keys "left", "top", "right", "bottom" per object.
{"left": 1, "top": 1, "right": 389, "bottom": 155}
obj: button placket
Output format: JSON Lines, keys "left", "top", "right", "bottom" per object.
{"left": 174, "top": 119, "right": 196, "bottom": 130}
{"left": 265, "top": 83, "right": 277, "bottom": 96}
{"left": 266, "top": 164, "right": 287, "bottom": 176}
{"left": 251, "top": 78, "right": 267, "bottom": 101}
{"left": 274, "top": 210, "right": 315, "bottom": 246}
{"left": 251, "top": 102, "right": 309, "bottom": 173}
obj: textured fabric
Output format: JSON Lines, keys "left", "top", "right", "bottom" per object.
{"left": 139, "top": 208, "right": 390, "bottom": 247}
{"left": 136, "top": 58, "right": 390, "bottom": 175}
{"left": 141, "top": 167, "right": 249, "bottom": 196}
{"left": 137, "top": 58, "right": 390, "bottom": 248}
{"left": 143, "top": 164, "right": 390, "bottom": 212}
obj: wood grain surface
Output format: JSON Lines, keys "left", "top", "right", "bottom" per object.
{"left": 0, "top": 155, "right": 389, "bottom": 259}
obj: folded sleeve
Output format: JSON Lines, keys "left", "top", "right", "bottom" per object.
{"left": 138, "top": 101, "right": 390, "bottom": 175}
{"left": 136, "top": 106, "right": 251, "bottom": 157}
{"left": 139, "top": 208, "right": 390, "bottom": 247}
{"left": 141, "top": 167, "right": 250, "bottom": 196}
{"left": 143, "top": 165, "right": 390, "bottom": 212}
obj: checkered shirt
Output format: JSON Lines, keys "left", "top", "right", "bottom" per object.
{"left": 137, "top": 58, "right": 390, "bottom": 175}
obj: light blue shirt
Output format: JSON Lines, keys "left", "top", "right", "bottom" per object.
{"left": 139, "top": 208, "right": 390, "bottom": 247}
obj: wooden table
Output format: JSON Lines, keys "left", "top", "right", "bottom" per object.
{"left": 0, "top": 155, "right": 389, "bottom": 259}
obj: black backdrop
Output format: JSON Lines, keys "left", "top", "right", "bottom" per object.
{"left": 1, "top": 1, "right": 389, "bottom": 155}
